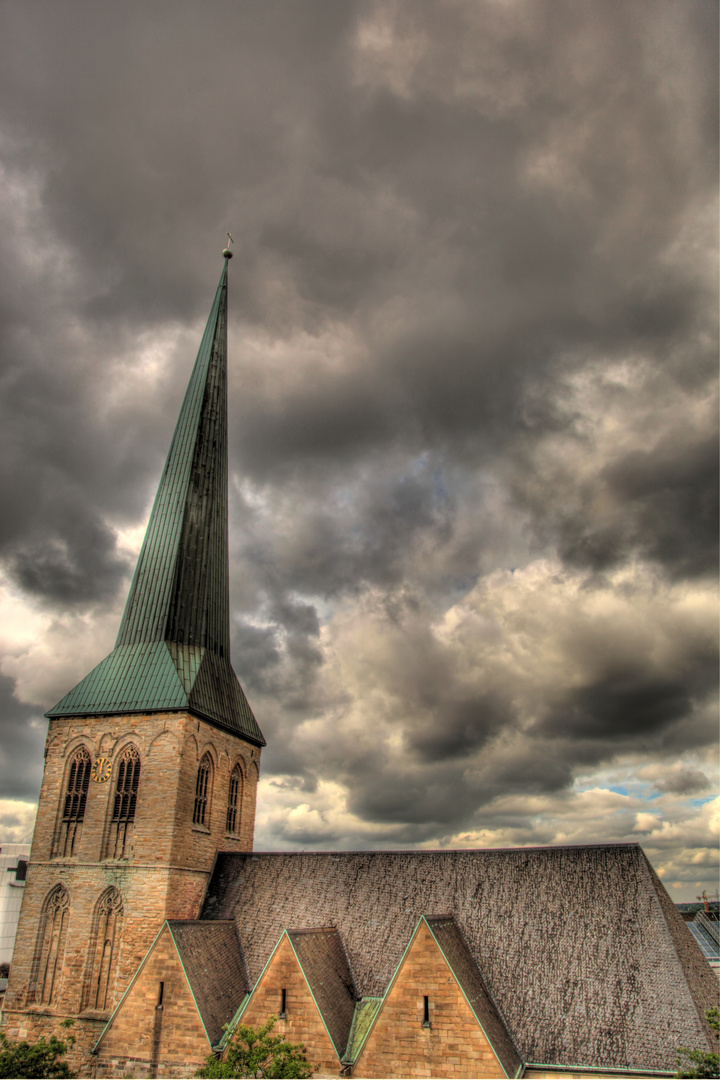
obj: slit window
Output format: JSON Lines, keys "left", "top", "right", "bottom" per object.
{"left": 279, "top": 988, "right": 287, "bottom": 1018}
{"left": 157, "top": 981, "right": 164, "bottom": 1009}
{"left": 423, "top": 995, "right": 430, "bottom": 1027}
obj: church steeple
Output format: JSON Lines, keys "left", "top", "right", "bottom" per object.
{"left": 47, "top": 253, "right": 265, "bottom": 746}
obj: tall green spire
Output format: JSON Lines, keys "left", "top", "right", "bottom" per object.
{"left": 47, "top": 255, "right": 265, "bottom": 746}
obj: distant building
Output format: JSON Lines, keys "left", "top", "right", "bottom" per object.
{"left": 2, "top": 251, "right": 717, "bottom": 1078}
{"left": 0, "top": 843, "right": 30, "bottom": 1014}
{"left": 0, "top": 843, "right": 30, "bottom": 967}
{"left": 677, "top": 901, "right": 720, "bottom": 979}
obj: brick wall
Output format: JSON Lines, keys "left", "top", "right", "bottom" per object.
{"left": 95, "top": 924, "right": 210, "bottom": 1078}
{"left": 239, "top": 935, "right": 341, "bottom": 1078}
{"left": 2, "top": 709, "right": 260, "bottom": 1073}
{"left": 354, "top": 921, "right": 503, "bottom": 1079}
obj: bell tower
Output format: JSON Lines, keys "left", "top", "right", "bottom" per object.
{"left": 2, "top": 248, "right": 265, "bottom": 1069}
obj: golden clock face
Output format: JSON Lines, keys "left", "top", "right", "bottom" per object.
{"left": 91, "top": 757, "right": 112, "bottom": 783}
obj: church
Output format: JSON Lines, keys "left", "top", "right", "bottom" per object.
{"left": 2, "top": 249, "right": 716, "bottom": 1079}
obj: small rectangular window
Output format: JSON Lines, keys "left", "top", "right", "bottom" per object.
{"left": 157, "top": 981, "right": 164, "bottom": 1009}
{"left": 422, "top": 995, "right": 430, "bottom": 1027}
{"left": 279, "top": 988, "right": 287, "bottom": 1018}
{"left": 15, "top": 859, "right": 27, "bottom": 882}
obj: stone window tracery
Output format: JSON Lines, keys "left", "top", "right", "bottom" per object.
{"left": 193, "top": 753, "right": 212, "bottom": 826}
{"left": 32, "top": 884, "right": 70, "bottom": 1005}
{"left": 226, "top": 764, "right": 243, "bottom": 835}
{"left": 54, "top": 746, "right": 91, "bottom": 857}
{"left": 105, "top": 745, "right": 140, "bottom": 860}
{"left": 85, "top": 887, "right": 123, "bottom": 1012}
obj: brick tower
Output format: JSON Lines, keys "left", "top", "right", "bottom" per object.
{"left": 2, "top": 248, "right": 265, "bottom": 1069}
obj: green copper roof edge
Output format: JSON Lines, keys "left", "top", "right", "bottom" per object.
{"left": 220, "top": 930, "right": 288, "bottom": 1044}
{"left": 46, "top": 700, "right": 265, "bottom": 745}
{"left": 425, "top": 917, "right": 518, "bottom": 1078}
{"left": 167, "top": 923, "right": 213, "bottom": 1048}
{"left": 341, "top": 997, "right": 382, "bottom": 1063}
{"left": 114, "top": 261, "right": 228, "bottom": 649}
{"left": 45, "top": 641, "right": 188, "bottom": 718}
{"left": 286, "top": 932, "right": 344, "bottom": 1063}
{"left": 346, "top": 916, "right": 425, "bottom": 1064}
{"left": 213, "top": 993, "right": 250, "bottom": 1052}
{"left": 91, "top": 920, "right": 169, "bottom": 1054}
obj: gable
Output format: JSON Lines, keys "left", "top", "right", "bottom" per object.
{"left": 426, "top": 915, "right": 521, "bottom": 1077}
{"left": 354, "top": 919, "right": 507, "bottom": 1079}
{"left": 238, "top": 934, "right": 343, "bottom": 1077}
{"left": 95, "top": 924, "right": 210, "bottom": 1073}
{"left": 287, "top": 928, "right": 356, "bottom": 1060}
{"left": 168, "top": 920, "right": 248, "bottom": 1046}
{"left": 201, "top": 845, "right": 717, "bottom": 1071}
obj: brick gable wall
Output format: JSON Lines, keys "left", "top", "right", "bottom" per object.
{"left": 354, "top": 921, "right": 504, "bottom": 1079}
{"left": 239, "top": 935, "right": 341, "bottom": 1078}
{"left": 95, "top": 924, "right": 210, "bottom": 1078}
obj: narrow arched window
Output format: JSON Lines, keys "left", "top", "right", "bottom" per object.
{"left": 193, "top": 753, "right": 212, "bottom": 826}
{"left": 226, "top": 764, "right": 243, "bottom": 835}
{"left": 32, "top": 884, "right": 70, "bottom": 1005}
{"left": 55, "top": 747, "right": 91, "bottom": 857}
{"left": 106, "top": 746, "right": 140, "bottom": 859}
{"left": 86, "top": 887, "right": 123, "bottom": 1012}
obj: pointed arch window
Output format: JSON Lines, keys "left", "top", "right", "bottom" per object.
{"left": 226, "top": 764, "right": 243, "bottom": 835}
{"left": 85, "top": 887, "right": 123, "bottom": 1012}
{"left": 33, "top": 884, "right": 70, "bottom": 1005}
{"left": 54, "top": 746, "right": 91, "bottom": 857}
{"left": 105, "top": 746, "right": 140, "bottom": 860}
{"left": 193, "top": 753, "right": 212, "bottom": 827}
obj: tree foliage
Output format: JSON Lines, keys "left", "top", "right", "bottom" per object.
{"left": 196, "top": 1015, "right": 314, "bottom": 1079}
{"left": 0, "top": 1020, "right": 76, "bottom": 1079}
{"left": 675, "top": 1007, "right": 720, "bottom": 1079}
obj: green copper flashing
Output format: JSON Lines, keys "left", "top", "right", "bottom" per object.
{"left": 47, "top": 259, "right": 265, "bottom": 745}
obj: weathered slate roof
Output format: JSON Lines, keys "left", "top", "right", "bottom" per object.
{"left": 287, "top": 928, "right": 356, "bottom": 1060}
{"left": 201, "top": 844, "right": 717, "bottom": 1073}
{"left": 47, "top": 258, "right": 264, "bottom": 745}
{"left": 425, "top": 914, "right": 521, "bottom": 1078}
{"left": 168, "top": 920, "right": 248, "bottom": 1047}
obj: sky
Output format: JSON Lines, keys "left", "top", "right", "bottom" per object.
{"left": 0, "top": 0, "right": 717, "bottom": 902}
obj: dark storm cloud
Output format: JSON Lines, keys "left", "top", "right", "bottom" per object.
{"left": 653, "top": 767, "right": 711, "bottom": 796}
{"left": 0, "top": 0, "right": 716, "bottom": 853}
{"left": 408, "top": 694, "right": 509, "bottom": 762}
{"left": 0, "top": 675, "right": 46, "bottom": 803}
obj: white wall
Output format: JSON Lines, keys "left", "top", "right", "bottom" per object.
{"left": 0, "top": 843, "right": 31, "bottom": 967}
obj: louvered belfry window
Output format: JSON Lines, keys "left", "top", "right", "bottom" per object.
{"left": 107, "top": 746, "right": 140, "bottom": 859}
{"left": 193, "top": 753, "right": 212, "bottom": 826}
{"left": 55, "top": 747, "right": 91, "bottom": 857}
{"left": 226, "top": 764, "right": 243, "bottom": 834}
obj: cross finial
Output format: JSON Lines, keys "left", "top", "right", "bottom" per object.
{"left": 223, "top": 232, "right": 234, "bottom": 259}
{"left": 227, "top": 232, "right": 234, "bottom": 246}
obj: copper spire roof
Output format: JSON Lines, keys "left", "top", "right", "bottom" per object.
{"left": 47, "top": 255, "right": 265, "bottom": 746}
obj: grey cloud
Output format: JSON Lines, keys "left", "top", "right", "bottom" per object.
{"left": 0, "top": 675, "right": 46, "bottom": 804}
{"left": 0, "top": 0, "right": 715, "bottom": 864}
{"left": 407, "top": 694, "right": 509, "bottom": 763}
{"left": 653, "top": 768, "right": 711, "bottom": 796}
